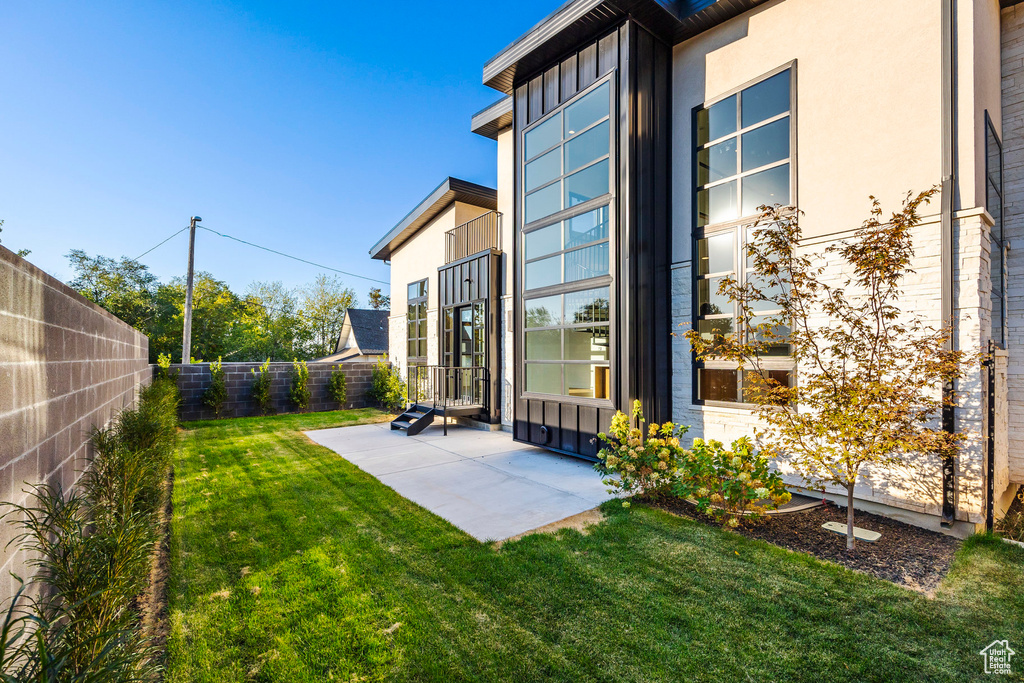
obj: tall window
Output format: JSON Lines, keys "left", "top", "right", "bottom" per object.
{"left": 693, "top": 67, "right": 794, "bottom": 404}
{"left": 407, "top": 279, "right": 428, "bottom": 362}
{"left": 986, "top": 113, "right": 1006, "bottom": 348}
{"left": 521, "top": 78, "right": 614, "bottom": 400}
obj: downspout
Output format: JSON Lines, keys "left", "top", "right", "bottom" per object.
{"left": 940, "top": 0, "right": 958, "bottom": 527}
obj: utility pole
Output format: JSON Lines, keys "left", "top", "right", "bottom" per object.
{"left": 181, "top": 216, "right": 201, "bottom": 364}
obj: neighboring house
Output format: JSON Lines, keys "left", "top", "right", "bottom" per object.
{"left": 317, "top": 308, "right": 389, "bottom": 363}
{"left": 371, "top": 0, "right": 1024, "bottom": 534}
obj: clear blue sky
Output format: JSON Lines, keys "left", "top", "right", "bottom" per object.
{"left": 0, "top": 0, "right": 554, "bottom": 300}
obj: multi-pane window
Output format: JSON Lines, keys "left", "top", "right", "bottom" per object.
{"left": 521, "top": 78, "right": 614, "bottom": 400}
{"left": 696, "top": 69, "right": 792, "bottom": 228}
{"left": 986, "top": 113, "right": 1006, "bottom": 348}
{"left": 693, "top": 68, "right": 795, "bottom": 405}
{"left": 406, "top": 279, "right": 428, "bottom": 361}
{"left": 524, "top": 287, "right": 611, "bottom": 399}
{"left": 523, "top": 81, "right": 612, "bottom": 227}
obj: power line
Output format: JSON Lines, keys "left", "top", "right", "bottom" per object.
{"left": 133, "top": 226, "right": 189, "bottom": 261}
{"left": 197, "top": 225, "right": 389, "bottom": 285}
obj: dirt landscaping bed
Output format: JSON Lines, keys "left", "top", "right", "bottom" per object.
{"left": 646, "top": 496, "right": 961, "bottom": 594}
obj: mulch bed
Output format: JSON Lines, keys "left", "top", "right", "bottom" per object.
{"left": 646, "top": 496, "right": 961, "bottom": 594}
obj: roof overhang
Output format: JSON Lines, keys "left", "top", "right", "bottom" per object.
{"left": 471, "top": 96, "right": 514, "bottom": 140}
{"left": 483, "top": 0, "right": 769, "bottom": 93}
{"left": 370, "top": 177, "right": 497, "bottom": 260}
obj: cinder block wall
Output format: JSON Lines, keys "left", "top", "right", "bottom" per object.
{"left": 0, "top": 246, "right": 150, "bottom": 599}
{"left": 169, "top": 361, "right": 379, "bottom": 421}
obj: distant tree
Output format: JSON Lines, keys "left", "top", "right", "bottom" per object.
{"left": 66, "top": 250, "right": 157, "bottom": 330}
{"left": 684, "top": 190, "right": 975, "bottom": 550}
{"left": 368, "top": 287, "right": 390, "bottom": 310}
{"left": 0, "top": 220, "right": 32, "bottom": 258}
{"left": 147, "top": 273, "right": 245, "bottom": 363}
{"left": 237, "top": 281, "right": 303, "bottom": 361}
{"left": 299, "top": 275, "right": 356, "bottom": 359}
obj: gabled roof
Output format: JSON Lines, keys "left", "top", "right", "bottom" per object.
{"left": 369, "top": 177, "right": 497, "bottom": 261}
{"left": 340, "top": 308, "right": 390, "bottom": 355}
{"left": 482, "top": 0, "right": 770, "bottom": 93}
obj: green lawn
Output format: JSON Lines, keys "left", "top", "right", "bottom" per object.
{"left": 166, "top": 410, "right": 1024, "bottom": 682}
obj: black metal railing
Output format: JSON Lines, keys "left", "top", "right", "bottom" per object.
{"left": 445, "top": 211, "right": 501, "bottom": 263}
{"left": 407, "top": 365, "right": 489, "bottom": 412}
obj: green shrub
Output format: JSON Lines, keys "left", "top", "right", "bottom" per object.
{"left": 326, "top": 365, "right": 347, "bottom": 406}
{"left": 202, "top": 357, "right": 227, "bottom": 417}
{"left": 289, "top": 359, "right": 311, "bottom": 411}
{"left": 672, "top": 437, "right": 791, "bottom": 528}
{"left": 0, "top": 377, "right": 179, "bottom": 680}
{"left": 595, "top": 400, "right": 688, "bottom": 503}
{"left": 155, "top": 352, "right": 174, "bottom": 380}
{"left": 368, "top": 361, "right": 406, "bottom": 412}
{"left": 250, "top": 359, "right": 273, "bottom": 415}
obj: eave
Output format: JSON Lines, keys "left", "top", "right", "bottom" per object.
{"left": 471, "top": 96, "right": 514, "bottom": 140}
{"left": 482, "top": 0, "right": 770, "bottom": 93}
{"left": 369, "top": 177, "right": 497, "bottom": 261}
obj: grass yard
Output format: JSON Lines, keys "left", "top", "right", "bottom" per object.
{"left": 166, "top": 411, "right": 1024, "bottom": 682}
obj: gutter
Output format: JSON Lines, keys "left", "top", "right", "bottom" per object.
{"left": 940, "top": 0, "right": 958, "bottom": 527}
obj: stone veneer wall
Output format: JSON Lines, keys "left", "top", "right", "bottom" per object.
{"left": 0, "top": 246, "right": 150, "bottom": 600}
{"left": 170, "top": 361, "right": 378, "bottom": 421}
{"left": 1001, "top": 4, "right": 1024, "bottom": 486}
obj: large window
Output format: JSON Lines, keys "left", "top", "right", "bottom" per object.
{"left": 693, "top": 68, "right": 795, "bottom": 405}
{"left": 521, "top": 78, "right": 614, "bottom": 400}
{"left": 407, "top": 279, "right": 428, "bottom": 361}
{"left": 986, "top": 112, "right": 1006, "bottom": 348}
{"left": 695, "top": 69, "right": 792, "bottom": 228}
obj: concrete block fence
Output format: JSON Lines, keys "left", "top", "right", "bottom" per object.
{"left": 0, "top": 246, "right": 150, "bottom": 602}
{"left": 169, "top": 361, "right": 379, "bottom": 421}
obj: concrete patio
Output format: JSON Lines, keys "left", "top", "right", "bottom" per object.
{"left": 304, "top": 422, "right": 614, "bottom": 541}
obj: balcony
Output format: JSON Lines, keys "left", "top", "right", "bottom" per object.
{"left": 445, "top": 211, "right": 502, "bottom": 263}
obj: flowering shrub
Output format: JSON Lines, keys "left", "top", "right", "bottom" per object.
{"left": 672, "top": 437, "right": 791, "bottom": 527}
{"left": 595, "top": 400, "right": 688, "bottom": 503}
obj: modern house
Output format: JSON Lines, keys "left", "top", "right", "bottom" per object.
{"left": 371, "top": 0, "right": 1024, "bottom": 534}
{"left": 316, "top": 308, "right": 390, "bottom": 364}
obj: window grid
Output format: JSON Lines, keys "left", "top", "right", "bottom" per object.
{"left": 406, "top": 279, "right": 428, "bottom": 362}
{"left": 521, "top": 77, "right": 615, "bottom": 401}
{"left": 985, "top": 112, "right": 1006, "bottom": 349}
{"left": 693, "top": 68, "right": 796, "bottom": 406}
{"left": 695, "top": 69, "right": 793, "bottom": 229}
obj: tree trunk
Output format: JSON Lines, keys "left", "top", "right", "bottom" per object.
{"left": 846, "top": 484, "right": 856, "bottom": 551}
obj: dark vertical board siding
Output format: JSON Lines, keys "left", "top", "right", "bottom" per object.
{"left": 528, "top": 76, "right": 544, "bottom": 125}
{"left": 599, "top": 32, "right": 618, "bottom": 75}
{"left": 515, "top": 85, "right": 529, "bottom": 131}
{"left": 561, "top": 54, "right": 578, "bottom": 100}
{"left": 544, "top": 400, "right": 561, "bottom": 448}
{"left": 543, "top": 66, "right": 560, "bottom": 114}
{"left": 512, "top": 22, "right": 670, "bottom": 459}
{"left": 579, "top": 407, "right": 599, "bottom": 457}
{"left": 529, "top": 400, "right": 546, "bottom": 443}
{"left": 579, "top": 44, "right": 598, "bottom": 89}
{"left": 560, "top": 403, "right": 579, "bottom": 452}
{"left": 470, "top": 259, "right": 479, "bottom": 301}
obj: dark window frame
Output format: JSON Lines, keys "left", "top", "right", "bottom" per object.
{"left": 406, "top": 278, "right": 428, "bottom": 363}
{"left": 985, "top": 110, "right": 1006, "bottom": 349}
{"left": 692, "top": 64, "right": 797, "bottom": 408}
{"left": 520, "top": 73, "right": 617, "bottom": 403}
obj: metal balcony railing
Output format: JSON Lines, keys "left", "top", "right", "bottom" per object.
{"left": 445, "top": 211, "right": 501, "bottom": 263}
{"left": 407, "top": 365, "right": 489, "bottom": 412}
